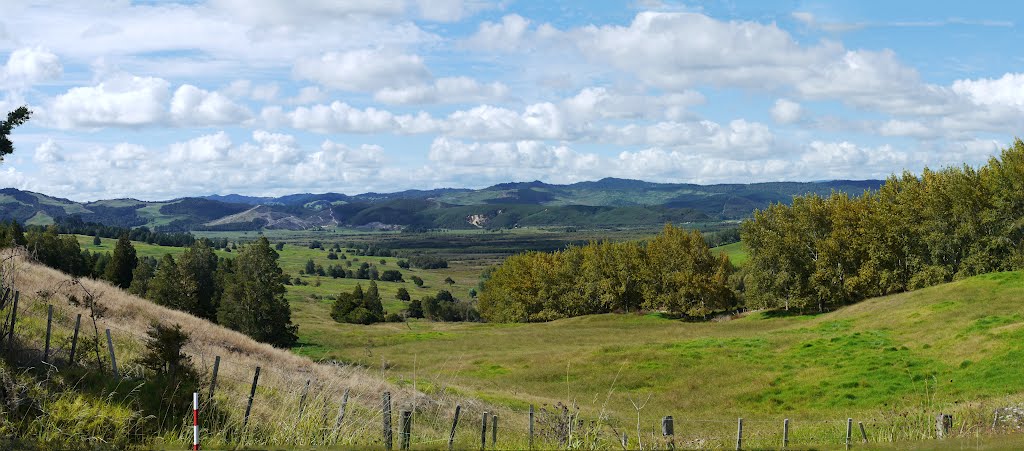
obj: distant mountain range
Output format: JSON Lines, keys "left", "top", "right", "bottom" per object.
{"left": 0, "top": 178, "right": 883, "bottom": 231}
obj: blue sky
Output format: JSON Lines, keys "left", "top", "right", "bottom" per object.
{"left": 1, "top": 0, "right": 1022, "bottom": 201}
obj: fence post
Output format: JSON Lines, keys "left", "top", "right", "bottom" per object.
{"left": 208, "top": 356, "right": 220, "bottom": 404}
{"left": 491, "top": 414, "right": 498, "bottom": 449}
{"left": 529, "top": 404, "right": 535, "bottom": 450}
{"left": 297, "top": 379, "right": 311, "bottom": 422}
{"left": 382, "top": 391, "right": 393, "bottom": 451}
{"left": 448, "top": 404, "right": 461, "bottom": 451}
{"left": 993, "top": 410, "right": 1000, "bottom": 429}
{"left": 332, "top": 388, "right": 350, "bottom": 439}
{"left": 936, "top": 414, "right": 952, "bottom": 439}
{"left": 400, "top": 410, "right": 412, "bottom": 451}
{"left": 193, "top": 392, "right": 199, "bottom": 450}
{"left": 736, "top": 417, "right": 743, "bottom": 451}
{"left": 783, "top": 418, "right": 789, "bottom": 448}
{"left": 662, "top": 416, "right": 674, "bottom": 450}
{"left": 105, "top": 328, "right": 119, "bottom": 377}
{"left": 68, "top": 313, "right": 81, "bottom": 364}
{"left": 242, "top": 366, "right": 261, "bottom": 433}
{"left": 480, "top": 411, "right": 488, "bottom": 451}
{"left": 845, "top": 418, "right": 852, "bottom": 450}
{"left": 621, "top": 432, "right": 628, "bottom": 449}
{"left": 859, "top": 421, "right": 867, "bottom": 443}
{"left": 42, "top": 304, "right": 53, "bottom": 363}
{"left": 6, "top": 291, "right": 18, "bottom": 353}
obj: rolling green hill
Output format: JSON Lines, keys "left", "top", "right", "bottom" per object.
{"left": 287, "top": 270, "right": 1024, "bottom": 447}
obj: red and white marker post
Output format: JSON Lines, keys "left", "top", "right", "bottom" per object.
{"left": 193, "top": 391, "right": 200, "bottom": 450}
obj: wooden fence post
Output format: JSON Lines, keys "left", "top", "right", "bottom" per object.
{"left": 400, "top": 410, "right": 412, "bottom": 451}
{"left": 936, "top": 414, "right": 952, "bottom": 439}
{"left": 846, "top": 418, "right": 852, "bottom": 450}
{"left": 242, "top": 366, "right": 261, "bottom": 433}
{"left": 105, "top": 328, "right": 118, "bottom": 377}
{"left": 6, "top": 291, "right": 18, "bottom": 353}
{"left": 859, "top": 421, "right": 867, "bottom": 443}
{"left": 783, "top": 418, "right": 789, "bottom": 448}
{"left": 662, "top": 416, "right": 674, "bottom": 450}
{"left": 208, "top": 356, "right": 220, "bottom": 403}
{"left": 297, "top": 379, "right": 311, "bottom": 422}
{"left": 491, "top": 414, "right": 498, "bottom": 449}
{"left": 42, "top": 304, "right": 53, "bottom": 363}
{"left": 447, "top": 404, "right": 461, "bottom": 451}
{"left": 621, "top": 432, "right": 628, "bottom": 449}
{"left": 332, "top": 388, "right": 350, "bottom": 439}
{"left": 529, "top": 404, "right": 535, "bottom": 450}
{"left": 68, "top": 313, "right": 81, "bottom": 364}
{"left": 382, "top": 391, "right": 393, "bottom": 451}
{"left": 480, "top": 411, "right": 488, "bottom": 451}
{"left": 736, "top": 417, "right": 743, "bottom": 451}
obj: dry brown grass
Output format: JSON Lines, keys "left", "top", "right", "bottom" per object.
{"left": 3, "top": 249, "right": 501, "bottom": 448}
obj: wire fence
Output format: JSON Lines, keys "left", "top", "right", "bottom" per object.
{"left": 0, "top": 283, "right": 1014, "bottom": 449}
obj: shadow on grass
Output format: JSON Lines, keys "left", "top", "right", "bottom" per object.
{"left": 756, "top": 308, "right": 828, "bottom": 319}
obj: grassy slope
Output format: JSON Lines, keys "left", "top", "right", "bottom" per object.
{"left": 713, "top": 241, "right": 748, "bottom": 267}
{"left": 287, "top": 271, "right": 1024, "bottom": 445}
{"left": 5, "top": 252, "right": 503, "bottom": 449}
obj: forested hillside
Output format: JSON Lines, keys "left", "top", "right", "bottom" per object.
{"left": 0, "top": 179, "right": 882, "bottom": 232}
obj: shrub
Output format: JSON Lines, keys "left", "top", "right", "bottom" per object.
{"left": 380, "top": 270, "right": 404, "bottom": 282}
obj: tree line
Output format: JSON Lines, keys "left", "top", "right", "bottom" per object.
{"left": 740, "top": 139, "right": 1024, "bottom": 313}
{"left": 55, "top": 216, "right": 196, "bottom": 247}
{"left": 478, "top": 224, "right": 736, "bottom": 322}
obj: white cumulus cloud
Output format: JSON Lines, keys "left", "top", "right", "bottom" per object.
{"left": 48, "top": 75, "right": 170, "bottom": 129}
{"left": 170, "top": 85, "right": 252, "bottom": 126}
{"left": 771, "top": 99, "right": 802, "bottom": 124}
{"left": 294, "top": 49, "right": 430, "bottom": 92}
{"left": 1, "top": 47, "right": 62, "bottom": 87}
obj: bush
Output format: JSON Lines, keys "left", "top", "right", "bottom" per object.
{"left": 396, "top": 287, "right": 411, "bottom": 301}
{"left": 346, "top": 307, "right": 375, "bottom": 325}
{"left": 407, "top": 299, "right": 424, "bottom": 318}
{"left": 385, "top": 312, "right": 404, "bottom": 323}
{"left": 422, "top": 290, "right": 479, "bottom": 322}
{"left": 380, "top": 269, "right": 404, "bottom": 282}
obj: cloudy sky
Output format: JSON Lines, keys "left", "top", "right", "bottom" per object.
{"left": 1, "top": 0, "right": 1023, "bottom": 201}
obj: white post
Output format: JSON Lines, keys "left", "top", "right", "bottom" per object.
{"left": 193, "top": 392, "right": 199, "bottom": 450}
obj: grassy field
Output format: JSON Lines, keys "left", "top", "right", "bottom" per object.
{"left": 75, "top": 234, "right": 484, "bottom": 316}
{"left": 712, "top": 240, "right": 748, "bottom": 267}
{"left": 287, "top": 270, "right": 1024, "bottom": 447}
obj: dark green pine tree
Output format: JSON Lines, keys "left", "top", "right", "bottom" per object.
{"left": 129, "top": 259, "right": 155, "bottom": 297}
{"left": 178, "top": 240, "right": 219, "bottom": 321}
{"left": 364, "top": 280, "right": 384, "bottom": 322}
{"left": 218, "top": 237, "right": 298, "bottom": 347}
{"left": 149, "top": 254, "right": 189, "bottom": 311}
{"left": 10, "top": 221, "right": 26, "bottom": 246}
{"left": 104, "top": 234, "right": 137, "bottom": 289}
{"left": 0, "top": 106, "right": 32, "bottom": 162}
